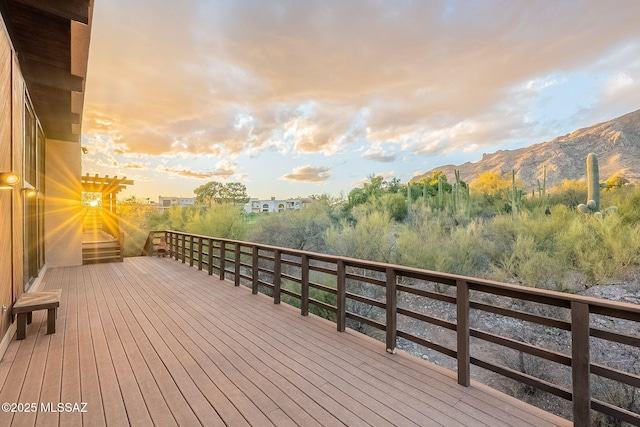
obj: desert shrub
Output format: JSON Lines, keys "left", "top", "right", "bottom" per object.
{"left": 548, "top": 179, "right": 588, "bottom": 208}
{"left": 326, "top": 210, "right": 396, "bottom": 263}
{"left": 489, "top": 234, "right": 566, "bottom": 289}
{"left": 556, "top": 214, "right": 640, "bottom": 286}
{"left": 184, "top": 204, "right": 247, "bottom": 240}
{"left": 247, "top": 200, "right": 333, "bottom": 251}
{"left": 397, "top": 214, "right": 489, "bottom": 277}
{"left": 380, "top": 193, "right": 409, "bottom": 221}
{"left": 603, "top": 183, "right": 640, "bottom": 225}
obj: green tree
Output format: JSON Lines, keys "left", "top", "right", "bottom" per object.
{"left": 418, "top": 171, "right": 452, "bottom": 198}
{"left": 194, "top": 181, "right": 249, "bottom": 205}
{"left": 348, "top": 187, "right": 368, "bottom": 207}
{"left": 471, "top": 171, "right": 511, "bottom": 198}
{"left": 219, "top": 182, "right": 250, "bottom": 204}
{"left": 384, "top": 177, "right": 403, "bottom": 194}
{"left": 604, "top": 173, "right": 629, "bottom": 191}
{"left": 381, "top": 193, "right": 408, "bottom": 221}
{"left": 363, "top": 175, "right": 386, "bottom": 199}
{"left": 194, "top": 181, "right": 224, "bottom": 205}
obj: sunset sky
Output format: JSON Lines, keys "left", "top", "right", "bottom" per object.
{"left": 81, "top": 0, "right": 640, "bottom": 201}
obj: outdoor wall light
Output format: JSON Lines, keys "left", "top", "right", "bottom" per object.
{"left": 23, "top": 188, "right": 38, "bottom": 198}
{"left": 0, "top": 172, "right": 20, "bottom": 189}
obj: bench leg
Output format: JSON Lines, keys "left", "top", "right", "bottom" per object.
{"left": 27, "top": 312, "right": 32, "bottom": 324}
{"left": 16, "top": 313, "right": 28, "bottom": 340}
{"left": 47, "top": 308, "right": 56, "bottom": 335}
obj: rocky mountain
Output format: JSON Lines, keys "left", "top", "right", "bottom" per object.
{"left": 411, "top": 109, "right": 640, "bottom": 190}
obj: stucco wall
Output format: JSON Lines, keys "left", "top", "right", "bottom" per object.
{"left": 45, "top": 139, "right": 82, "bottom": 267}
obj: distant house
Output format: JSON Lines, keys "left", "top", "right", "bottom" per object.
{"left": 244, "top": 197, "right": 312, "bottom": 214}
{"left": 158, "top": 196, "right": 196, "bottom": 209}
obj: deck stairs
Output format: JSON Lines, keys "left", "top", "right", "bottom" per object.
{"left": 82, "top": 211, "right": 123, "bottom": 264}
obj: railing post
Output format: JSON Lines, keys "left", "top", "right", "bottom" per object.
{"left": 207, "top": 239, "right": 214, "bottom": 275}
{"left": 336, "top": 259, "right": 346, "bottom": 332}
{"left": 386, "top": 267, "right": 397, "bottom": 354}
{"left": 273, "top": 250, "right": 281, "bottom": 304}
{"left": 197, "top": 237, "right": 203, "bottom": 271}
{"left": 219, "top": 241, "right": 226, "bottom": 280}
{"left": 456, "top": 279, "right": 470, "bottom": 387}
{"left": 189, "top": 235, "right": 194, "bottom": 266}
{"left": 181, "top": 234, "right": 186, "bottom": 263}
{"left": 301, "top": 254, "right": 309, "bottom": 316}
{"left": 571, "top": 301, "right": 591, "bottom": 426}
{"left": 234, "top": 242, "right": 241, "bottom": 286}
{"left": 252, "top": 246, "right": 259, "bottom": 294}
{"left": 163, "top": 231, "right": 168, "bottom": 257}
{"left": 172, "top": 233, "right": 178, "bottom": 260}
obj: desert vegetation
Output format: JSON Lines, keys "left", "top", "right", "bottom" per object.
{"left": 120, "top": 172, "right": 640, "bottom": 291}
{"left": 115, "top": 170, "right": 640, "bottom": 423}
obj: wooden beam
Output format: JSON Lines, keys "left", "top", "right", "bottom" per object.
{"left": 13, "top": 0, "right": 90, "bottom": 24}
{"left": 44, "top": 129, "right": 80, "bottom": 142}
{"left": 21, "top": 58, "right": 83, "bottom": 92}
{"left": 31, "top": 107, "right": 79, "bottom": 124}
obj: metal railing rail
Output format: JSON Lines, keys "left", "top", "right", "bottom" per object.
{"left": 144, "top": 230, "right": 640, "bottom": 425}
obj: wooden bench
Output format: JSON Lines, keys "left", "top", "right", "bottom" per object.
{"left": 12, "top": 289, "right": 62, "bottom": 340}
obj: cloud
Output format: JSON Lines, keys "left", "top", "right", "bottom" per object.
{"left": 361, "top": 145, "right": 396, "bottom": 162}
{"left": 281, "top": 165, "right": 331, "bottom": 182}
{"left": 161, "top": 159, "right": 237, "bottom": 180}
{"left": 83, "top": 0, "right": 640, "bottom": 164}
{"left": 122, "top": 162, "right": 147, "bottom": 169}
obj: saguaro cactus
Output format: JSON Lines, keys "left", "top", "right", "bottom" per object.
{"left": 577, "top": 153, "right": 616, "bottom": 216}
{"left": 537, "top": 166, "right": 546, "bottom": 198}
{"left": 452, "top": 169, "right": 470, "bottom": 218}
{"left": 505, "top": 170, "right": 522, "bottom": 218}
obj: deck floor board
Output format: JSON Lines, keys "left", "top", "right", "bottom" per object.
{"left": 0, "top": 257, "right": 571, "bottom": 426}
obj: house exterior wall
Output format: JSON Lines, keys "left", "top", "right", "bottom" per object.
{"left": 45, "top": 139, "right": 82, "bottom": 267}
{"left": 11, "top": 52, "right": 23, "bottom": 304}
{"left": 0, "top": 1, "right": 91, "bottom": 359}
{"left": 0, "top": 13, "right": 83, "bottom": 350}
{"left": 158, "top": 196, "right": 196, "bottom": 209}
{"left": 244, "top": 198, "right": 307, "bottom": 214}
{"left": 0, "top": 17, "right": 14, "bottom": 342}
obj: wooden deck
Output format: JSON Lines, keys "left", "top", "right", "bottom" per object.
{"left": 0, "top": 257, "right": 571, "bottom": 426}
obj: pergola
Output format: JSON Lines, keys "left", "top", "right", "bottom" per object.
{"left": 80, "top": 174, "right": 133, "bottom": 214}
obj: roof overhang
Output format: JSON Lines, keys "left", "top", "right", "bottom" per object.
{"left": 0, "top": 0, "right": 93, "bottom": 143}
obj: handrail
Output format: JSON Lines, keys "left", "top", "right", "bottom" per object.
{"left": 145, "top": 230, "right": 640, "bottom": 425}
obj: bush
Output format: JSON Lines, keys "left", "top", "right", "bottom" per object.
{"left": 556, "top": 214, "right": 640, "bottom": 286}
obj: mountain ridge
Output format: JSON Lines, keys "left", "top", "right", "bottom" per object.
{"left": 411, "top": 109, "right": 640, "bottom": 189}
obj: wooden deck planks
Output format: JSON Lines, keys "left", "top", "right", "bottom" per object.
{"left": 151, "top": 269, "right": 428, "bottom": 426}
{"left": 0, "top": 257, "right": 572, "bottom": 427}
{"left": 59, "top": 267, "right": 82, "bottom": 427}
{"left": 77, "top": 265, "right": 106, "bottom": 427}
{"left": 147, "top": 261, "right": 473, "bottom": 426}
{"left": 89, "top": 264, "right": 200, "bottom": 427}
{"left": 36, "top": 267, "right": 67, "bottom": 427}
{"left": 93, "top": 265, "right": 178, "bottom": 427}
{"left": 100, "top": 264, "right": 245, "bottom": 426}
{"left": 121, "top": 266, "right": 345, "bottom": 427}
{"left": 91, "top": 266, "right": 155, "bottom": 427}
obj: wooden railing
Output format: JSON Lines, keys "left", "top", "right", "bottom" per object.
{"left": 144, "top": 230, "right": 640, "bottom": 425}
